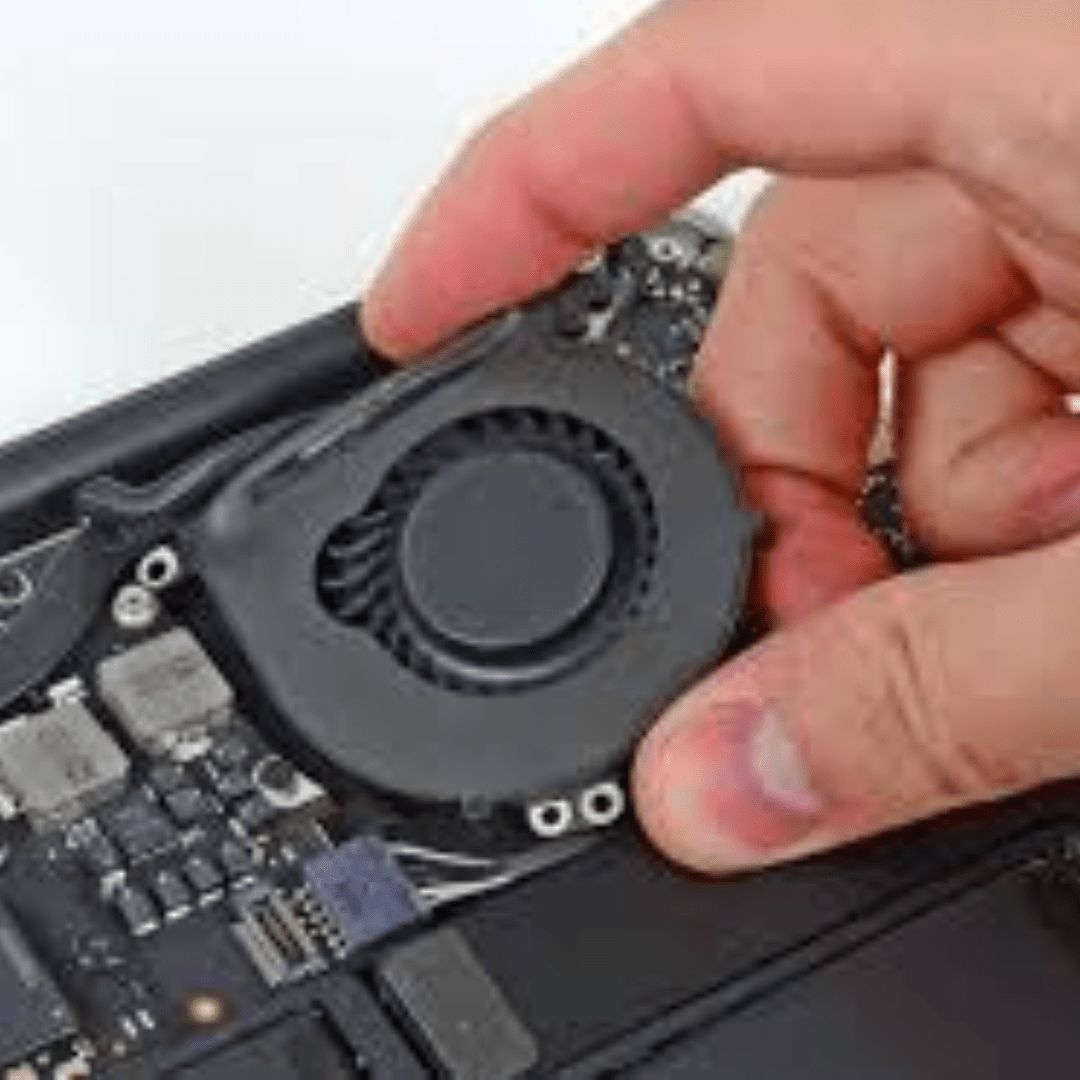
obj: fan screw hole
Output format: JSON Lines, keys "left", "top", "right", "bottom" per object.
{"left": 527, "top": 798, "right": 574, "bottom": 839}
{"left": 137, "top": 546, "right": 182, "bottom": 592}
{"left": 0, "top": 567, "right": 32, "bottom": 611}
{"left": 579, "top": 781, "right": 626, "bottom": 828}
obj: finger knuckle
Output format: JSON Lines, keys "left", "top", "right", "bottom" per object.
{"left": 845, "top": 581, "right": 1008, "bottom": 804}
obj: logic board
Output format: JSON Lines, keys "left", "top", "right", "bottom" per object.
{"left": 0, "top": 539, "right": 623, "bottom": 1078}
{"left": 0, "top": 608, "right": 353, "bottom": 1076}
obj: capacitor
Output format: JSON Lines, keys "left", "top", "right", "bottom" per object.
{"left": 184, "top": 854, "right": 224, "bottom": 901}
{"left": 219, "top": 838, "right": 257, "bottom": 881}
{"left": 152, "top": 869, "right": 193, "bottom": 921}
{"left": 115, "top": 886, "right": 159, "bottom": 937}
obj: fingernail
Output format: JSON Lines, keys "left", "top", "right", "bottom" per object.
{"left": 645, "top": 699, "right": 825, "bottom": 867}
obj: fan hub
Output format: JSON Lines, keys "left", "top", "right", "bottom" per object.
{"left": 400, "top": 450, "right": 612, "bottom": 655}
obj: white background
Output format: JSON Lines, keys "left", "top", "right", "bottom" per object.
{"left": 0, "top": 1, "right": 766, "bottom": 441}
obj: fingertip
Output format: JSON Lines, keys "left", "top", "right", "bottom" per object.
{"left": 361, "top": 279, "right": 421, "bottom": 363}
{"left": 363, "top": 230, "right": 458, "bottom": 363}
{"left": 631, "top": 706, "right": 720, "bottom": 875}
{"left": 632, "top": 683, "right": 826, "bottom": 876}
{"left": 632, "top": 723, "right": 737, "bottom": 876}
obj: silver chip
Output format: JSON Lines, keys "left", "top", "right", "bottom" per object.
{"left": 97, "top": 629, "right": 234, "bottom": 754}
{"left": 0, "top": 703, "right": 129, "bottom": 829}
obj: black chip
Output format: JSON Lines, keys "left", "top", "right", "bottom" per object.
{"left": 104, "top": 796, "right": 178, "bottom": 861}
{"left": 153, "top": 869, "right": 193, "bottom": 918}
{"left": 114, "top": 885, "right": 159, "bottom": 938}
{"left": 220, "top": 839, "right": 258, "bottom": 880}
{"left": 77, "top": 829, "right": 121, "bottom": 875}
{"left": 211, "top": 767, "right": 252, "bottom": 800}
{"left": 184, "top": 854, "right": 224, "bottom": 897}
{"left": 149, "top": 762, "right": 188, "bottom": 794}
{"left": 236, "top": 793, "right": 277, "bottom": 831}
{"left": 164, "top": 787, "right": 216, "bottom": 825}
{"left": 0, "top": 900, "right": 76, "bottom": 1064}
{"left": 212, "top": 733, "right": 252, "bottom": 768}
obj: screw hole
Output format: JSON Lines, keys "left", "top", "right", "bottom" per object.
{"left": 0, "top": 567, "right": 32, "bottom": 609}
{"left": 137, "top": 546, "right": 181, "bottom": 592}
{"left": 579, "top": 782, "right": 625, "bottom": 827}
{"left": 527, "top": 799, "right": 574, "bottom": 839}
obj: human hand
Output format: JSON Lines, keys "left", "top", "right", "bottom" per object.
{"left": 364, "top": 0, "right": 1080, "bottom": 874}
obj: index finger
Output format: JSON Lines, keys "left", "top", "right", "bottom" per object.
{"left": 363, "top": 0, "right": 1068, "bottom": 357}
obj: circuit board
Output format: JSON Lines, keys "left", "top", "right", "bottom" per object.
{"left": 0, "top": 599, "right": 368, "bottom": 1076}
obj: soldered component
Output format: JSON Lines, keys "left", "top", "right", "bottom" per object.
{"left": 235, "top": 793, "right": 277, "bottom": 832}
{"left": 219, "top": 838, "right": 259, "bottom": 883}
{"left": 162, "top": 786, "right": 218, "bottom": 826}
{"left": 0, "top": 702, "right": 129, "bottom": 831}
{"left": 152, "top": 869, "right": 194, "bottom": 922}
{"left": 0, "top": 899, "right": 76, "bottom": 1066}
{"left": 102, "top": 796, "right": 178, "bottom": 862}
{"left": 113, "top": 885, "right": 159, "bottom": 938}
{"left": 211, "top": 732, "right": 252, "bottom": 768}
{"left": 231, "top": 887, "right": 324, "bottom": 988}
{"left": 184, "top": 855, "right": 225, "bottom": 904}
{"left": 208, "top": 767, "right": 251, "bottom": 801}
{"left": 46, "top": 676, "right": 87, "bottom": 707}
{"left": 68, "top": 820, "right": 122, "bottom": 876}
{"left": 252, "top": 755, "right": 328, "bottom": 814}
{"left": 97, "top": 628, "right": 234, "bottom": 754}
{"left": 71, "top": 932, "right": 125, "bottom": 975}
{"left": 147, "top": 762, "right": 188, "bottom": 795}
{"left": 53, "top": 1054, "right": 93, "bottom": 1080}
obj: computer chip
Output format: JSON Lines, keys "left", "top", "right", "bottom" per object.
{"left": 97, "top": 629, "right": 234, "bottom": 753}
{"left": 0, "top": 900, "right": 75, "bottom": 1066}
{"left": 0, "top": 702, "right": 129, "bottom": 830}
{"left": 103, "top": 794, "right": 179, "bottom": 862}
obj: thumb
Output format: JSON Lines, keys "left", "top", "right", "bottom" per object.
{"left": 633, "top": 534, "right": 1080, "bottom": 874}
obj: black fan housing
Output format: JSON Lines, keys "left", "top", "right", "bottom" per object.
{"left": 190, "top": 312, "right": 755, "bottom": 805}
